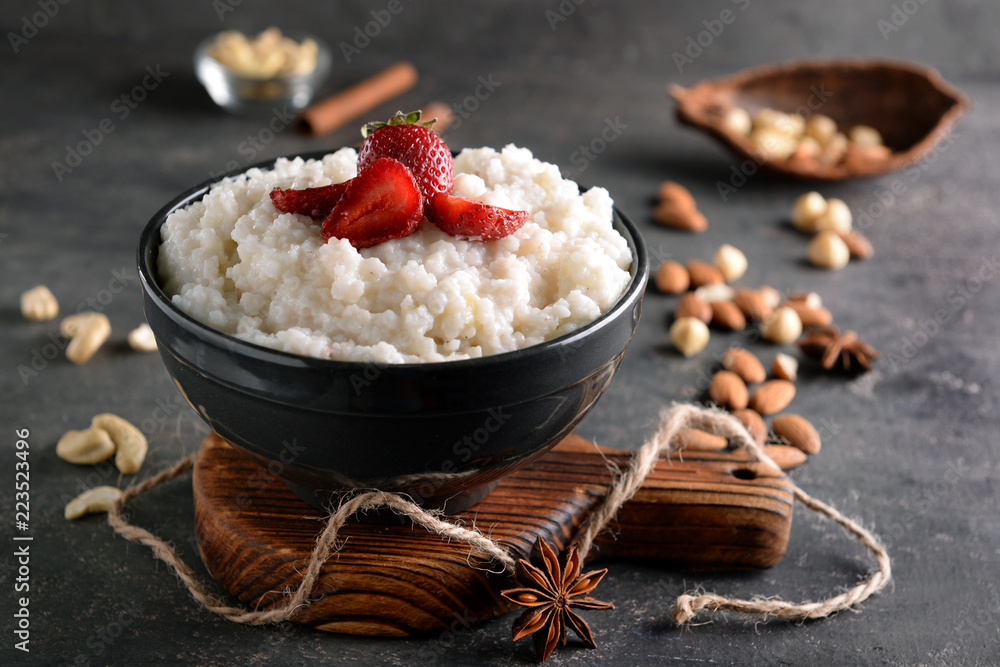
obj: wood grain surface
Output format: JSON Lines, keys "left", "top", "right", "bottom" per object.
{"left": 193, "top": 433, "right": 793, "bottom": 636}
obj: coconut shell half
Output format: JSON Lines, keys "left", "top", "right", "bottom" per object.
{"left": 670, "top": 58, "right": 968, "bottom": 180}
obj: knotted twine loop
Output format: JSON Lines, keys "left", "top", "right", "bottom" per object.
{"left": 574, "top": 403, "right": 892, "bottom": 623}
{"left": 106, "top": 403, "right": 890, "bottom": 627}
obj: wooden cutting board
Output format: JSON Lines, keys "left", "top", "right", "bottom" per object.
{"left": 193, "top": 433, "right": 793, "bottom": 636}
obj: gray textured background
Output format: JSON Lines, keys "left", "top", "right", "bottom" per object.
{"left": 2, "top": 1, "right": 998, "bottom": 665}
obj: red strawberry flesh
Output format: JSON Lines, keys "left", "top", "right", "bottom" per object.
{"left": 426, "top": 193, "right": 528, "bottom": 241}
{"left": 321, "top": 157, "right": 423, "bottom": 248}
{"left": 270, "top": 182, "right": 351, "bottom": 221}
{"left": 358, "top": 116, "right": 453, "bottom": 201}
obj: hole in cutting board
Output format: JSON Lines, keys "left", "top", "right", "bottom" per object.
{"left": 731, "top": 468, "right": 757, "bottom": 481}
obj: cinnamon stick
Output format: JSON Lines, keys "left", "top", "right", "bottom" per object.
{"left": 298, "top": 61, "right": 418, "bottom": 136}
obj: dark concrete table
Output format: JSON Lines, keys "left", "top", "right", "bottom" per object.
{"left": 2, "top": 1, "right": 998, "bottom": 664}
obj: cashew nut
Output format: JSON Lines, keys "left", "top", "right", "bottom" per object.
{"left": 127, "top": 323, "right": 157, "bottom": 352}
{"left": 92, "top": 413, "right": 148, "bottom": 474}
{"left": 20, "top": 285, "right": 59, "bottom": 321}
{"left": 65, "top": 486, "right": 123, "bottom": 520}
{"left": 56, "top": 427, "right": 116, "bottom": 465}
{"left": 62, "top": 312, "right": 111, "bottom": 364}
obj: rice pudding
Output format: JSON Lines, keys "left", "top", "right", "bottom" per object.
{"left": 158, "top": 145, "right": 632, "bottom": 363}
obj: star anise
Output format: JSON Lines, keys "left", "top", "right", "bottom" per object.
{"left": 798, "top": 325, "right": 879, "bottom": 373}
{"left": 500, "top": 538, "right": 614, "bottom": 663}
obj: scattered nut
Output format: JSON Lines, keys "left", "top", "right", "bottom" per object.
{"left": 710, "top": 301, "right": 747, "bottom": 331}
{"left": 655, "top": 260, "right": 690, "bottom": 294}
{"left": 748, "top": 379, "right": 796, "bottom": 415}
{"left": 772, "top": 414, "right": 821, "bottom": 454}
{"left": 20, "top": 285, "right": 59, "bottom": 322}
{"left": 676, "top": 428, "right": 728, "bottom": 451}
{"left": 721, "top": 348, "right": 766, "bottom": 385}
{"left": 733, "top": 288, "right": 772, "bottom": 321}
{"left": 786, "top": 292, "right": 822, "bottom": 309}
{"left": 657, "top": 181, "right": 697, "bottom": 212}
{"left": 763, "top": 444, "right": 808, "bottom": 471}
{"left": 712, "top": 244, "right": 748, "bottom": 283}
{"left": 64, "top": 312, "right": 111, "bottom": 365}
{"left": 709, "top": 370, "right": 748, "bottom": 410}
{"left": 760, "top": 306, "right": 803, "bottom": 344}
{"left": 92, "top": 413, "right": 148, "bottom": 475}
{"left": 670, "top": 317, "right": 710, "bottom": 357}
{"left": 758, "top": 285, "right": 782, "bottom": 310}
{"left": 809, "top": 230, "right": 851, "bottom": 269}
{"left": 814, "top": 198, "right": 852, "bottom": 234}
{"left": 731, "top": 408, "right": 767, "bottom": 446}
{"left": 675, "top": 293, "right": 712, "bottom": 324}
{"left": 694, "top": 283, "right": 736, "bottom": 304}
{"left": 56, "top": 427, "right": 116, "bottom": 465}
{"left": 65, "top": 485, "right": 123, "bottom": 520}
{"left": 785, "top": 301, "right": 834, "bottom": 328}
{"left": 686, "top": 259, "right": 724, "bottom": 288}
{"left": 792, "top": 192, "right": 827, "bottom": 233}
{"left": 837, "top": 229, "right": 874, "bottom": 259}
{"left": 653, "top": 202, "right": 708, "bottom": 232}
{"left": 772, "top": 353, "right": 799, "bottom": 381}
{"left": 128, "top": 323, "right": 158, "bottom": 352}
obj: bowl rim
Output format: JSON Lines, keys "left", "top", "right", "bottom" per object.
{"left": 138, "top": 149, "right": 649, "bottom": 373}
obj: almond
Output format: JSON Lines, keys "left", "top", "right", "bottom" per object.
{"left": 731, "top": 408, "right": 767, "bottom": 446}
{"left": 657, "top": 181, "right": 696, "bottom": 211}
{"left": 721, "top": 348, "right": 766, "bottom": 384}
{"left": 710, "top": 301, "right": 747, "bottom": 331}
{"left": 748, "top": 379, "right": 796, "bottom": 415}
{"left": 772, "top": 414, "right": 821, "bottom": 454}
{"left": 655, "top": 260, "right": 690, "bottom": 294}
{"left": 733, "top": 288, "right": 772, "bottom": 321}
{"left": 675, "top": 292, "right": 711, "bottom": 324}
{"left": 763, "top": 444, "right": 808, "bottom": 471}
{"left": 772, "top": 353, "right": 799, "bottom": 381}
{"left": 709, "top": 370, "right": 748, "bottom": 410}
{"left": 838, "top": 229, "right": 874, "bottom": 259}
{"left": 654, "top": 202, "right": 707, "bottom": 232}
{"left": 676, "top": 428, "right": 727, "bottom": 451}
{"left": 686, "top": 259, "right": 724, "bottom": 288}
{"left": 785, "top": 301, "right": 833, "bottom": 328}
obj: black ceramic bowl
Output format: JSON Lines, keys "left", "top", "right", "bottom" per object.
{"left": 138, "top": 152, "right": 648, "bottom": 513}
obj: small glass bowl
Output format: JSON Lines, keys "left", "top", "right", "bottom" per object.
{"left": 194, "top": 30, "right": 331, "bottom": 114}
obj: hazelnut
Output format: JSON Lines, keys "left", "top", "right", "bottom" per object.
{"left": 791, "top": 192, "right": 827, "bottom": 233}
{"left": 712, "top": 244, "right": 748, "bottom": 283}
{"left": 805, "top": 114, "right": 838, "bottom": 146}
{"left": 808, "top": 230, "right": 851, "bottom": 270}
{"left": 772, "top": 353, "right": 799, "bottom": 381}
{"left": 814, "top": 198, "right": 852, "bottom": 234}
{"left": 849, "top": 125, "right": 883, "bottom": 147}
{"left": 760, "top": 306, "right": 802, "bottom": 344}
{"left": 721, "top": 107, "right": 752, "bottom": 136}
{"left": 670, "top": 317, "right": 710, "bottom": 357}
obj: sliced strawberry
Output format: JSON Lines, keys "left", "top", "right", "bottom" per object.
{"left": 321, "top": 158, "right": 423, "bottom": 248}
{"left": 270, "top": 181, "right": 351, "bottom": 221}
{"left": 426, "top": 193, "right": 528, "bottom": 241}
{"left": 358, "top": 111, "right": 453, "bottom": 201}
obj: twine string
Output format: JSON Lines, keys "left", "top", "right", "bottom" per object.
{"left": 106, "top": 403, "right": 890, "bottom": 626}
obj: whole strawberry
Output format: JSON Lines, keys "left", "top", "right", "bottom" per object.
{"left": 358, "top": 111, "right": 453, "bottom": 201}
